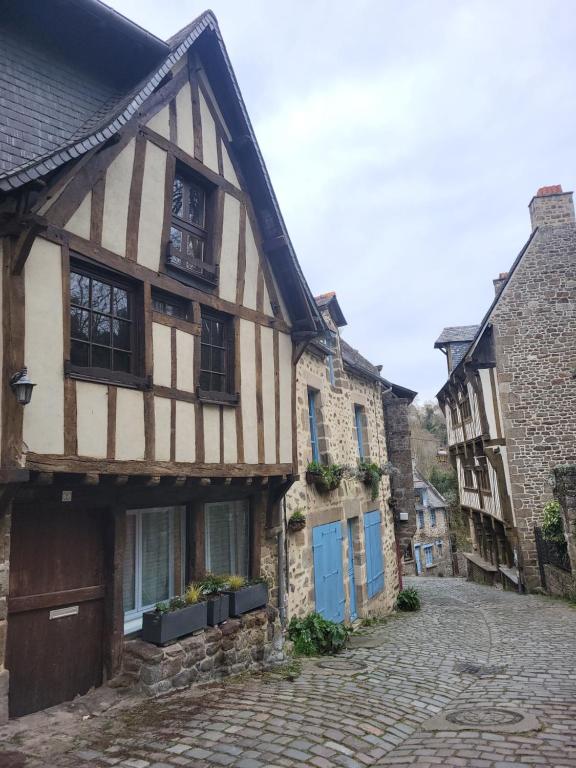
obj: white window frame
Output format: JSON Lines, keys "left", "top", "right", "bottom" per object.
{"left": 123, "top": 506, "right": 186, "bottom": 635}
{"left": 205, "top": 499, "right": 250, "bottom": 576}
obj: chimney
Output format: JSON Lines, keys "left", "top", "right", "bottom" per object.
{"left": 529, "top": 185, "right": 575, "bottom": 230}
{"left": 493, "top": 272, "right": 509, "bottom": 296}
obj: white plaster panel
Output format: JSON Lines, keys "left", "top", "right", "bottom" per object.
{"left": 175, "top": 401, "right": 195, "bottom": 463}
{"left": 203, "top": 405, "right": 220, "bottom": 463}
{"left": 278, "top": 331, "right": 293, "bottom": 463}
{"left": 218, "top": 194, "right": 240, "bottom": 303}
{"left": 222, "top": 407, "right": 237, "bottom": 463}
{"left": 175, "top": 81, "right": 195, "bottom": 157}
{"left": 242, "top": 217, "right": 258, "bottom": 310}
{"left": 154, "top": 396, "right": 171, "bottom": 462}
{"left": 152, "top": 322, "right": 172, "bottom": 387}
{"left": 76, "top": 382, "right": 108, "bottom": 458}
{"left": 261, "top": 326, "right": 276, "bottom": 463}
{"left": 479, "top": 368, "right": 497, "bottom": 437}
{"left": 240, "top": 320, "right": 258, "bottom": 464}
{"left": 137, "top": 142, "right": 166, "bottom": 272}
{"left": 23, "top": 238, "right": 64, "bottom": 454}
{"left": 65, "top": 191, "right": 91, "bottom": 239}
{"left": 176, "top": 330, "right": 194, "bottom": 392}
{"left": 101, "top": 140, "right": 135, "bottom": 256}
{"left": 199, "top": 89, "right": 219, "bottom": 173}
{"left": 262, "top": 281, "right": 273, "bottom": 316}
{"left": 146, "top": 105, "right": 170, "bottom": 139}
{"left": 115, "top": 389, "right": 145, "bottom": 460}
{"left": 221, "top": 143, "right": 240, "bottom": 187}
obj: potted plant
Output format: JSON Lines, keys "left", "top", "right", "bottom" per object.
{"left": 225, "top": 575, "right": 269, "bottom": 617}
{"left": 200, "top": 574, "right": 230, "bottom": 626}
{"left": 287, "top": 509, "right": 307, "bottom": 533}
{"left": 142, "top": 585, "right": 207, "bottom": 646}
{"left": 356, "top": 460, "right": 396, "bottom": 501}
{"left": 305, "top": 461, "right": 346, "bottom": 493}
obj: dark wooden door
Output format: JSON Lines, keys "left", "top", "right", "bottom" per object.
{"left": 6, "top": 504, "right": 106, "bottom": 717}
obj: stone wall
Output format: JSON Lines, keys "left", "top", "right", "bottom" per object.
{"left": 123, "top": 607, "right": 283, "bottom": 697}
{"left": 285, "top": 311, "right": 399, "bottom": 621}
{"left": 554, "top": 464, "right": 576, "bottom": 574}
{"left": 543, "top": 564, "right": 575, "bottom": 599}
{"left": 492, "top": 204, "right": 576, "bottom": 590}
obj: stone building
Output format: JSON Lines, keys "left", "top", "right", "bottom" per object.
{"left": 435, "top": 185, "right": 576, "bottom": 591}
{"left": 0, "top": 3, "right": 324, "bottom": 718}
{"left": 285, "top": 292, "right": 416, "bottom": 622}
{"left": 408, "top": 469, "right": 452, "bottom": 578}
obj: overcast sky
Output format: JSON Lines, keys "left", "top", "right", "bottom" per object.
{"left": 109, "top": 0, "right": 576, "bottom": 401}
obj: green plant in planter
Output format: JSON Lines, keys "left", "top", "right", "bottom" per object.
{"left": 199, "top": 573, "right": 228, "bottom": 595}
{"left": 288, "top": 612, "right": 350, "bottom": 656}
{"left": 226, "top": 575, "right": 246, "bottom": 591}
{"left": 288, "top": 508, "right": 306, "bottom": 531}
{"left": 357, "top": 461, "right": 384, "bottom": 500}
{"left": 542, "top": 500, "right": 564, "bottom": 543}
{"left": 396, "top": 587, "right": 421, "bottom": 612}
{"left": 155, "top": 600, "right": 170, "bottom": 614}
{"left": 184, "top": 583, "right": 204, "bottom": 604}
{"left": 306, "top": 461, "right": 346, "bottom": 492}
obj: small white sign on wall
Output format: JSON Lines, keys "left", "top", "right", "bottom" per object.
{"left": 49, "top": 606, "right": 79, "bottom": 620}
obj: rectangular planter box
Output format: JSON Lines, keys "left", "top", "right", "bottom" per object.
{"left": 142, "top": 602, "right": 208, "bottom": 646}
{"left": 206, "top": 593, "right": 229, "bottom": 626}
{"left": 226, "top": 583, "right": 268, "bottom": 617}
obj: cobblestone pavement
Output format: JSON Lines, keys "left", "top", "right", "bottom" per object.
{"left": 1, "top": 577, "right": 576, "bottom": 768}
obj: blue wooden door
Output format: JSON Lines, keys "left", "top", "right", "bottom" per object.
{"left": 313, "top": 522, "right": 345, "bottom": 623}
{"left": 347, "top": 520, "right": 357, "bottom": 621}
{"left": 414, "top": 544, "right": 422, "bottom": 575}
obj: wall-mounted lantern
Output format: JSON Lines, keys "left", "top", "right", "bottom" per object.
{"left": 10, "top": 367, "right": 36, "bottom": 405}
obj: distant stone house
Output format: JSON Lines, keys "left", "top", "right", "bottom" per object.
{"left": 408, "top": 469, "right": 452, "bottom": 578}
{"left": 285, "top": 292, "right": 416, "bottom": 622}
{"left": 435, "top": 185, "right": 576, "bottom": 592}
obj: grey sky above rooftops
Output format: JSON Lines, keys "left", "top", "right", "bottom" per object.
{"left": 107, "top": 0, "right": 576, "bottom": 401}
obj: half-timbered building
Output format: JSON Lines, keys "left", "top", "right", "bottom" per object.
{"left": 0, "top": 2, "right": 323, "bottom": 718}
{"left": 435, "top": 185, "right": 576, "bottom": 592}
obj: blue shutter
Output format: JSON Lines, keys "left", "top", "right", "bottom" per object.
{"left": 364, "top": 510, "right": 385, "bottom": 598}
{"left": 313, "top": 522, "right": 345, "bottom": 622}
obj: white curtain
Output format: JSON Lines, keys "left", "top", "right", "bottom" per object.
{"left": 205, "top": 500, "right": 249, "bottom": 576}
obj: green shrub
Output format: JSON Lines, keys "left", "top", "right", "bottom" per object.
{"left": 396, "top": 587, "right": 420, "bottom": 612}
{"left": 542, "top": 500, "right": 564, "bottom": 543}
{"left": 287, "top": 612, "right": 350, "bottom": 655}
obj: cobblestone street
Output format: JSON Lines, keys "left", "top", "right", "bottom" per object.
{"left": 1, "top": 577, "right": 576, "bottom": 768}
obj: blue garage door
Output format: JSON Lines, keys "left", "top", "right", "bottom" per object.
{"left": 313, "top": 521, "right": 345, "bottom": 623}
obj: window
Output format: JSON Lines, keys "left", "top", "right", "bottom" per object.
{"left": 308, "top": 389, "right": 320, "bottom": 462}
{"left": 354, "top": 405, "right": 369, "bottom": 460}
{"left": 430, "top": 509, "right": 437, "bottom": 527}
{"left": 364, "top": 510, "right": 385, "bottom": 598}
{"left": 450, "top": 403, "right": 460, "bottom": 426}
{"left": 463, "top": 467, "right": 475, "bottom": 488}
{"left": 324, "top": 330, "right": 338, "bottom": 386}
{"left": 424, "top": 544, "right": 433, "bottom": 567}
{"left": 205, "top": 500, "right": 249, "bottom": 576}
{"left": 478, "top": 463, "right": 491, "bottom": 492}
{"left": 200, "top": 310, "right": 233, "bottom": 395}
{"left": 436, "top": 540, "right": 443, "bottom": 557}
{"left": 460, "top": 396, "right": 472, "bottom": 422}
{"left": 123, "top": 506, "right": 185, "bottom": 633}
{"left": 70, "top": 267, "right": 135, "bottom": 374}
{"left": 417, "top": 510, "right": 424, "bottom": 529}
{"left": 152, "top": 291, "right": 190, "bottom": 320}
{"left": 168, "top": 170, "right": 216, "bottom": 283}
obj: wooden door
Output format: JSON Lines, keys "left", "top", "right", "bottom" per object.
{"left": 6, "top": 504, "right": 106, "bottom": 718}
{"left": 312, "top": 522, "right": 345, "bottom": 623}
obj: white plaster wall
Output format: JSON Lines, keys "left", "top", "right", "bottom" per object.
{"left": 203, "top": 404, "right": 220, "bottom": 463}
{"left": 175, "top": 81, "right": 195, "bottom": 158}
{"left": 218, "top": 195, "right": 240, "bottom": 303}
{"left": 137, "top": 142, "right": 166, "bottom": 272}
{"left": 261, "top": 326, "right": 276, "bottom": 463}
{"left": 76, "top": 382, "right": 108, "bottom": 458}
{"left": 152, "top": 323, "right": 172, "bottom": 387}
{"left": 278, "top": 330, "right": 293, "bottom": 464}
{"left": 198, "top": 69, "right": 232, "bottom": 141}
{"left": 65, "top": 191, "right": 91, "bottom": 239}
{"left": 222, "top": 407, "right": 237, "bottom": 463}
{"left": 175, "top": 401, "right": 195, "bottom": 462}
{"left": 175, "top": 330, "right": 194, "bottom": 392}
{"left": 23, "top": 238, "right": 64, "bottom": 454}
{"left": 147, "top": 105, "right": 170, "bottom": 139}
{"left": 115, "top": 389, "right": 145, "bottom": 460}
{"left": 240, "top": 320, "right": 258, "bottom": 463}
{"left": 242, "top": 218, "right": 258, "bottom": 310}
{"left": 154, "top": 396, "right": 171, "bottom": 461}
{"left": 102, "top": 140, "right": 135, "bottom": 257}
{"left": 198, "top": 89, "right": 219, "bottom": 173}
{"left": 262, "top": 282, "right": 273, "bottom": 317}
{"left": 479, "top": 368, "right": 497, "bottom": 438}
{"left": 221, "top": 144, "right": 240, "bottom": 187}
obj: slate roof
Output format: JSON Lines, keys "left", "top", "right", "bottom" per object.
{"left": 434, "top": 325, "right": 480, "bottom": 347}
{"left": 340, "top": 339, "right": 381, "bottom": 380}
{"left": 314, "top": 292, "right": 347, "bottom": 327}
{"left": 413, "top": 468, "right": 447, "bottom": 509}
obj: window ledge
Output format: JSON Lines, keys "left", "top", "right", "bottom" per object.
{"left": 65, "top": 362, "right": 151, "bottom": 391}
{"left": 197, "top": 388, "right": 240, "bottom": 406}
